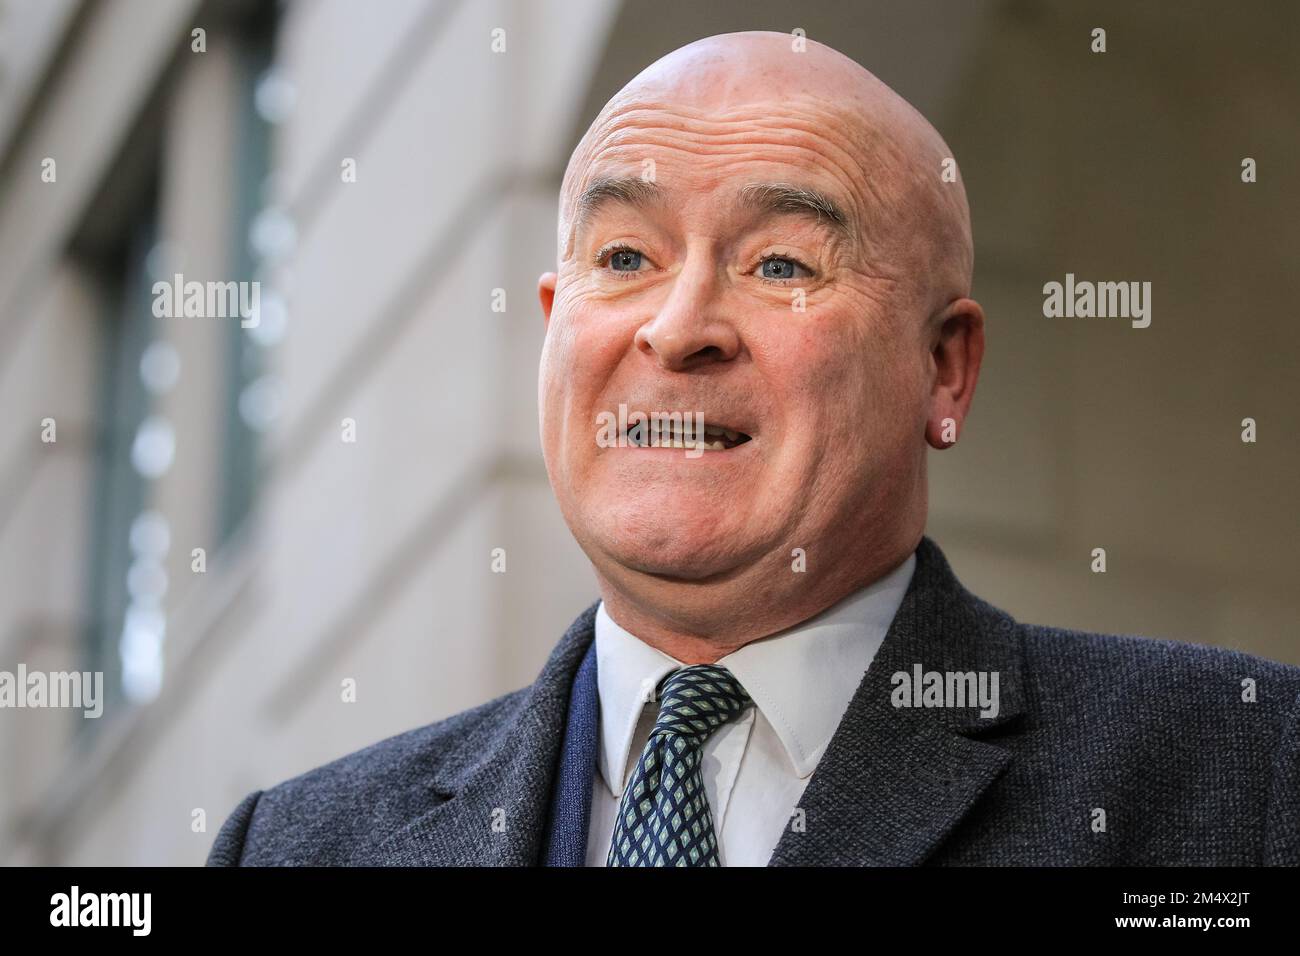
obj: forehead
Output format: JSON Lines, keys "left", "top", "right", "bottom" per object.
{"left": 579, "top": 98, "right": 870, "bottom": 187}
{"left": 563, "top": 97, "right": 882, "bottom": 242}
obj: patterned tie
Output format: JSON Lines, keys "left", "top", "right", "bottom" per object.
{"left": 607, "top": 664, "right": 753, "bottom": 867}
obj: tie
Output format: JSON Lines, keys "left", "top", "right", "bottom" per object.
{"left": 607, "top": 664, "right": 753, "bottom": 867}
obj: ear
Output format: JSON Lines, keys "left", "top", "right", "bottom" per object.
{"left": 538, "top": 272, "right": 557, "bottom": 330}
{"left": 925, "top": 296, "right": 985, "bottom": 450}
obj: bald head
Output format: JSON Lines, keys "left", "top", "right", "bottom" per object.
{"left": 559, "top": 31, "right": 973, "bottom": 308}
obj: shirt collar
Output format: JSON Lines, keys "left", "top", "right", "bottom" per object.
{"left": 593, "top": 550, "right": 916, "bottom": 794}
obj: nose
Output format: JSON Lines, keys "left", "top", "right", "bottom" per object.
{"left": 633, "top": 252, "right": 741, "bottom": 371}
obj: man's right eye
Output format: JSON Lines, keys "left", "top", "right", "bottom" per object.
{"left": 597, "top": 246, "right": 643, "bottom": 273}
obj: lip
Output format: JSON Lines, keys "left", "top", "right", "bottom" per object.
{"left": 593, "top": 402, "right": 758, "bottom": 456}
{"left": 609, "top": 404, "right": 756, "bottom": 439}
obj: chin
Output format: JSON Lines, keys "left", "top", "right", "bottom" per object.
{"left": 588, "top": 513, "right": 762, "bottom": 582}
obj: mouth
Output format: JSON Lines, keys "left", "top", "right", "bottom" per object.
{"left": 622, "top": 419, "right": 754, "bottom": 452}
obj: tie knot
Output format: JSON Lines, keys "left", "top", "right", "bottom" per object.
{"left": 651, "top": 664, "right": 752, "bottom": 743}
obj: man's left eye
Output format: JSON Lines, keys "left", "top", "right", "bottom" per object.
{"left": 757, "top": 256, "right": 809, "bottom": 281}
{"left": 607, "top": 249, "right": 643, "bottom": 272}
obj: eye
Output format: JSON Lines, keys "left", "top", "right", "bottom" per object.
{"left": 755, "top": 255, "right": 812, "bottom": 282}
{"left": 594, "top": 244, "right": 647, "bottom": 276}
{"left": 609, "top": 249, "right": 642, "bottom": 271}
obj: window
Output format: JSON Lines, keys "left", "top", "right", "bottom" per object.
{"left": 80, "top": 7, "right": 283, "bottom": 723}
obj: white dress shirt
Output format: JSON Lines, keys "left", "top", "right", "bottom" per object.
{"left": 586, "top": 550, "right": 916, "bottom": 866}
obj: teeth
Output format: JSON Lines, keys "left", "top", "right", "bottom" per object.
{"left": 704, "top": 424, "right": 745, "bottom": 440}
{"left": 621, "top": 429, "right": 738, "bottom": 450}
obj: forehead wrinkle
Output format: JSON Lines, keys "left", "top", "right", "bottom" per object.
{"left": 578, "top": 103, "right": 899, "bottom": 241}
{"left": 587, "top": 101, "right": 878, "bottom": 174}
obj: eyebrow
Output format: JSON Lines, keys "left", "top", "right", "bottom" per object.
{"left": 571, "top": 175, "right": 855, "bottom": 247}
{"left": 736, "top": 181, "right": 854, "bottom": 243}
{"left": 572, "top": 177, "right": 664, "bottom": 239}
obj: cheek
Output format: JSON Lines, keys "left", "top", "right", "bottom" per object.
{"left": 765, "top": 309, "right": 923, "bottom": 453}
{"left": 766, "top": 318, "right": 873, "bottom": 413}
{"left": 545, "top": 295, "right": 608, "bottom": 396}
{"left": 542, "top": 294, "right": 633, "bottom": 449}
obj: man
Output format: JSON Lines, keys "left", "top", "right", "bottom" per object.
{"left": 208, "top": 32, "right": 1300, "bottom": 867}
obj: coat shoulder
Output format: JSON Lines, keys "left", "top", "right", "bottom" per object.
{"left": 1013, "top": 615, "right": 1300, "bottom": 743}
{"left": 946, "top": 592, "right": 1300, "bottom": 863}
{"left": 210, "top": 686, "right": 530, "bottom": 865}
{"left": 1018, "top": 618, "right": 1300, "bottom": 692}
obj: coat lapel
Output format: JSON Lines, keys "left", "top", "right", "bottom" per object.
{"left": 767, "top": 536, "right": 1025, "bottom": 866}
{"left": 354, "top": 603, "right": 598, "bottom": 866}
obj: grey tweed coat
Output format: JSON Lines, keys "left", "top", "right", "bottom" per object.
{"left": 208, "top": 536, "right": 1300, "bottom": 866}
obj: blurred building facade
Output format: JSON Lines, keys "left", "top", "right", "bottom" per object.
{"left": 0, "top": 0, "right": 1295, "bottom": 864}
